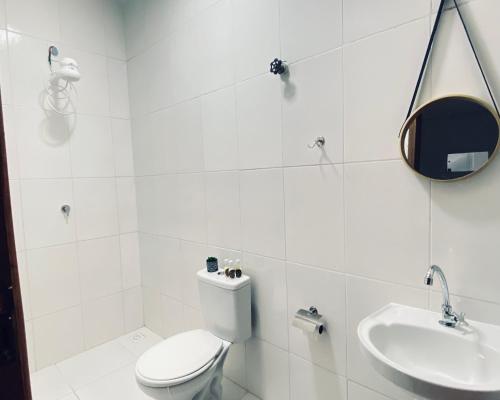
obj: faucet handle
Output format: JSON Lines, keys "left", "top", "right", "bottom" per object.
{"left": 457, "top": 312, "right": 466, "bottom": 324}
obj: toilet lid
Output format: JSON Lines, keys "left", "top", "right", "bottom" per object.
{"left": 135, "top": 329, "right": 224, "bottom": 388}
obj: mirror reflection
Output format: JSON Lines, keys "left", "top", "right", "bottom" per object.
{"left": 400, "top": 96, "right": 500, "bottom": 181}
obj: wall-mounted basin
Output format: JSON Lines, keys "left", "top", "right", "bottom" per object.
{"left": 358, "top": 303, "right": 500, "bottom": 400}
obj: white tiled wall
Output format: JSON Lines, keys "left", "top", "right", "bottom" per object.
{"left": 124, "top": 0, "right": 500, "bottom": 399}
{"left": 1, "top": 0, "right": 142, "bottom": 372}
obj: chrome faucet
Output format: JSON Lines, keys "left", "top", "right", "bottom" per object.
{"left": 424, "top": 265, "right": 465, "bottom": 328}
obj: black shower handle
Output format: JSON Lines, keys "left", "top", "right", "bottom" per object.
{"left": 270, "top": 58, "right": 287, "bottom": 75}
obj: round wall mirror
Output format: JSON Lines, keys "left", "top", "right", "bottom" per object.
{"left": 399, "top": 96, "right": 500, "bottom": 181}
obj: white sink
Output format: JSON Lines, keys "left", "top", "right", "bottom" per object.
{"left": 358, "top": 303, "right": 500, "bottom": 400}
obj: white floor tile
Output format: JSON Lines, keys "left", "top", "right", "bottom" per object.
{"left": 31, "top": 366, "right": 73, "bottom": 400}
{"left": 242, "top": 394, "right": 261, "bottom": 400}
{"left": 75, "top": 364, "right": 151, "bottom": 400}
{"left": 222, "top": 378, "right": 247, "bottom": 400}
{"left": 117, "top": 327, "right": 163, "bottom": 358}
{"left": 56, "top": 341, "right": 135, "bottom": 390}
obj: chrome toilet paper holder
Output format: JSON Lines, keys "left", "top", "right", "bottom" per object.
{"left": 293, "top": 306, "right": 325, "bottom": 335}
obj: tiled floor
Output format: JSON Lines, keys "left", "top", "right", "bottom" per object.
{"left": 30, "top": 328, "right": 255, "bottom": 400}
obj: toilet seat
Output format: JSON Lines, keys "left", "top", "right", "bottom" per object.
{"left": 136, "top": 329, "right": 224, "bottom": 388}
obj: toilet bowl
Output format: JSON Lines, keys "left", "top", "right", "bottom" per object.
{"left": 136, "top": 329, "right": 231, "bottom": 400}
{"left": 135, "top": 269, "right": 251, "bottom": 400}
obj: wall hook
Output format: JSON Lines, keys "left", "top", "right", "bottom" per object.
{"left": 308, "top": 136, "right": 326, "bottom": 149}
{"left": 61, "top": 204, "right": 71, "bottom": 218}
{"left": 270, "top": 58, "right": 288, "bottom": 75}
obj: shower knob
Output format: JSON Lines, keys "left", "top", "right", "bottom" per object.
{"left": 270, "top": 58, "right": 287, "bottom": 75}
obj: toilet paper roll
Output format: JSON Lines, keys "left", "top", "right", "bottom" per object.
{"left": 292, "top": 313, "right": 325, "bottom": 337}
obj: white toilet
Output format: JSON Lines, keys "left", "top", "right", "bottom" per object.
{"left": 135, "top": 269, "right": 251, "bottom": 400}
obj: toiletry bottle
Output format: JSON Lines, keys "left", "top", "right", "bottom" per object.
{"left": 234, "top": 259, "right": 242, "bottom": 278}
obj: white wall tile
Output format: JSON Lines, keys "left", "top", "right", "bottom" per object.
{"left": 0, "top": 29, "right": 11, "bottom": 106}
{"left": 142, "top": 286, "right": 163, "bottom": 335}
{"left": 180, "top": 240, "right": 208, "bottom": 309}
{"left": 233, "top": 0, "right": 280, "bottom": 81}
{"left": 280, "top": 0, "right": 342, "bottom": 62}
{"left": 240, "top": 169, "right": 285, "bottom": 259}
{"left": 168, "top": 99, "right": 205, "bottom": 173}
{"left": 107, "top": 59, "right": 130, "bottom": 119}
{"left": 27, "top": 243, "right": 80, "bottom": 318}
{"left": 33, "top": 306, "right": 84, "bottom": 369}
{"left": 236, "top": 75, "right": 282, "bottom": 169}
{"left": 183, "top": 304, "right": 204, "bottom": 331}
{"left": 102, "top": 0, "right": 127, "bottom": 60}
{"left": 116, "top": 177, "right": 138, "bottom": 233}
{"left": 78, "top": 236, "right": 122, "bottom": 301}
{"left": 167, "top": 25, "right": 203, "bottom": 106}
{"left": 21, "top": 179, "right": 76, "bottom": 249}
{"left": 246, "top": 338, "right": 290, "bottom": 400}
{"left": 348, "top": 381, "right": 392, "bottom": 400}
{"left": 345, "top": 161, "right": 430, "bottom": 286}
{"left": 162, "top": 295, "right": 186, "bottom": 338}
{"left": 24, "top": 320, "right": 35, "bottom": 372}
{"left": 123, "top": 286, "right": 144, "bottom": 332}
{"left": 138, "top": 175, "right": 180, "bottom": 237}
{"left": 343, "top": 0, "right": 430, "bottom": 43}
{"left": 67, "top": 49, "right": 110, "bottom": 116}
{"left": 3, "top": 106, "right": 18, "bottom": 179}
{"left": 202, "top": 87, "right": 238, "bottom": 172}
{"left": 206, "top": 171, "right": 241, "bottom": 250}
{"left": 59, "top": 0, "right": 106, "bottom": 55}
{"left": 8, "top": 32, "right": 48, "bottom": 108}
{"left": 284, "top": 165, "right": 344, "bottom": 270}
{"left": 111, "top": 118, "right": 134, "bottom": 177}
{"left": 287, "top": 262, "right": 346, "bottom": 375}
{"left": 243, "top": 252, "right": 288, "bottom": 350}
{"left": 140, "top": 233, "right": 182, "bottom": 300}
{"left": 344, "top": 19, "right": 429, "bottom": 162}
{"left": 0, "top": 0, "right": 6, "bottom": 29}
{"left": 15, "top": 106, "right": 72, "bottom": 179}
{"left": 74, "top": 178, "right": 119, "bottom": 240}
{"left": 70, "top": 115, "right": 114, "bottom": 177}
{"left": 123, "top": 0, "right": 147, "bottom": 60}
{"left": 431, "top": 2, "right": 499, "bottom": 102}
{"left": 9, "top": 179, "right": 25, "bottom": 251}
{"left": 431, "top": 158, "right": 500, "bottom": 304}
{"left": 224, "top": 342, "right": 246, "bottom": 388}
{"left": 6, "top": 0, "right": 60, "bottom": 40}
{"left": 290, "top": 354, "right": 347, "bottom": 400}
{"left": 178, "top": 173, "right": 207, "bottom": 242}
{"left": 197, "top": 0, "right": 234, "bottom": 93}
{"left": 462, "top": 0, "right": 500, "bottom": 103}
{"left": 17, "top": 251, "right": 31, "bottom": 320}
{"left": 120, "top": 232, "right": 141, "bottom": 290}
{"left": 82, "top": 293, "right": 125, "bottom": 348}
{"left": 282, "top": 50, "right": 343, "bottom": 166}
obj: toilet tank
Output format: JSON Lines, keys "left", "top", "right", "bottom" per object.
{"left": 197, "top": 269, "right": 251, "bottom": 343}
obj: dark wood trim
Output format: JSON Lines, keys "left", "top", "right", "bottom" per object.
{"left": 0, "top": 95, "right": 32, "bottom": 399}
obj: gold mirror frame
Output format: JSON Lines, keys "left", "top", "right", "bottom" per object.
{"left": 399, "top": 95, "right": 500, "bottom": 182}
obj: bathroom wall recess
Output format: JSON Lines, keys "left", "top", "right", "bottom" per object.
{"left": 124, "top": 0, "right": 500, "bottom": 399}
{"left": 2, "top": 0, "right": 141, "bottom": 372}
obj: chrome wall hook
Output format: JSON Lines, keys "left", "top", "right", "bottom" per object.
{"left": 308, "top": 136, "right": 326, "bottom": 149}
